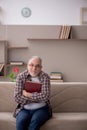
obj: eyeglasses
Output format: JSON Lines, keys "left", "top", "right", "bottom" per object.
{"left": 28, "top": 64, "right": 41, "bottom": 68}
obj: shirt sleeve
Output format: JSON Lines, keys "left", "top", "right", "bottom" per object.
{"left": 32, "top": 74, "right": 51, "bottom": 102}
{"left": 14, "top": 74, "right": 31, "bottom": 104}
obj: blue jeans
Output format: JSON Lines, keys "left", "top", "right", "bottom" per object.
{"left": 16, "top": 105, "right": 52, "bottom": 130}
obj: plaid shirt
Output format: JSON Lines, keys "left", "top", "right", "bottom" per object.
{"left": 13, "top": 69, "right": 51, "bottom": 117}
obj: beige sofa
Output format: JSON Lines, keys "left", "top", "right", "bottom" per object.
{"left": 0, "top": 82, "right": 87, "bottom": 130}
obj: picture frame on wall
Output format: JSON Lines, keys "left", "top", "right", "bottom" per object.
{"left": 80, "top": 7, "right": 87, "bottom": 25}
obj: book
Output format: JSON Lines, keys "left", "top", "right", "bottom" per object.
{"left": 24, "top": 81, "right": 42, "bottom": 93}
{"left": 50, "top": 79, "right": 63, "bottom": 82}
{"left": 10, "top": 61, "right": 24, "bottom": 65}
{"left": 58, "top": 26, "right": 62, "bottom": 39}
{"left": 59, "top": 26, "right": 63, "bottom": 39}
{"left": 59, "top": 26, "right": 66, "bottom": 39}
{"left": 62, "top": 26, "right": 67, "bottom": 39}
{"left": 59, "top": 25, "right": 71, "bottom": 39}
{"left": 0, "top": 63, "right": 4, "bottom": 72}
{"left": 65, "top": 26, "right": 71, "bottom": 39}
{"left": 50, "top": 72, "right": 63, "bottom": 80}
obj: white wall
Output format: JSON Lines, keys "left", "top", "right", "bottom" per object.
{"left": 0, "top": 25, "right": 87, "bottom": 82}
{"left": 0, "top": 0, "right": 87, "bottom": 25}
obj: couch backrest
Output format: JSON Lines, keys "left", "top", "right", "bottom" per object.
{"left": 0, "top": 82, "right": 87, "bottom": 113}
{"left": 0, "top": 82, "right": 16, "bottom": 112}
{"left": 51, "top": 82, "right": 87, "bottom": 112}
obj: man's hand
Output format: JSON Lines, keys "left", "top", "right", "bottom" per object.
{"left": 23, "top": 90, "right": 32, "bottom": 98}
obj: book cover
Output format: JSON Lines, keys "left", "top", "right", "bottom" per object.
{"left": 10, "top": 61, "right": 24, "bottom": 65}
{"left": 60, "top": 26, "right": 66, "bottom": 39}
{"left": 50, "top": 79, "right": 63, "bottom": 82}
{"left": 62, "top": 26, "right": 67, "bottom": 39}
{"left": 65, "top": 26, "right": 71, "bottom": 39}
{"left": 24, "top": 81, "right": 42, "bottom": 93}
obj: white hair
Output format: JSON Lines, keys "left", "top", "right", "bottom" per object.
{"left": 28, "top": 56, "right": 42, "bottom": 65}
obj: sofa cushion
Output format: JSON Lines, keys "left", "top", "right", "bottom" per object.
{"left": 0, "top": 112, "right": 16, "bottom": 130}
{"left": 0, "top": 112, "right": 87, "bottom": 130}
{"left": 41, "top": 112, "right": 87, "bottom": 130}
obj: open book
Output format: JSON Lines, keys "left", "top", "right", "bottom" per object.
{"left": 24, "top": 81, "right": 42, "bottom": 93}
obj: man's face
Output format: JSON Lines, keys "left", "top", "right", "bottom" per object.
{"left": 27, "top": 58, "right": 42, "bottom": 77}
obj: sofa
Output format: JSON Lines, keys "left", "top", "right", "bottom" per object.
{"left": 0, "top": 82, "right": 87, "bottom": 130}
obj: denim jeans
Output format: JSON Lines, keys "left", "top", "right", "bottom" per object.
{"left": 16, "top": 105, "right": 52, "bottom": 130}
